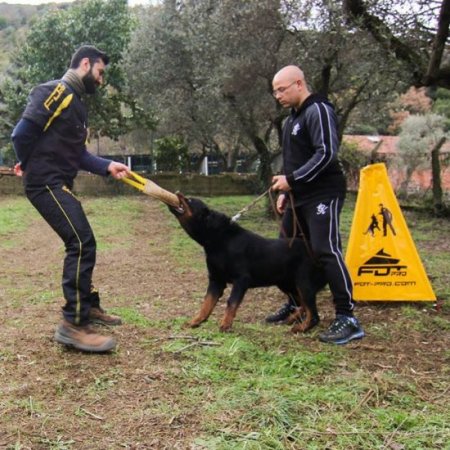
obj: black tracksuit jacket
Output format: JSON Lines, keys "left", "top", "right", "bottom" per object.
{"left": 283, "top": 93, "right": 346, "bottom": 203}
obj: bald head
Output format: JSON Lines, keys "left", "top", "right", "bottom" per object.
{"left": 272, "top": 65, "right": 310, "bottom": 108}
{"left": 273, "top": 65, "right": 305, "bottom": 86}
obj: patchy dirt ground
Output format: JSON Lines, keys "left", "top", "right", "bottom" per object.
{"left": 0, "top": 197, "right": 449, "bottom": 449}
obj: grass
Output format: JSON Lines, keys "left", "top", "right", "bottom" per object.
{"left": 0, "top": 193, "right": 448, "bottom": 449}
{"left": 0, "top": 197, "right": 38, "bottom": 244}
{"left": 82, "top": 196, "right": 146, "bottom": 250}
{"left": 167, "top": 324, "right": 448, "bottom": 449}
{"left": 110, "top": 306, "right": 155, "bottom": 327}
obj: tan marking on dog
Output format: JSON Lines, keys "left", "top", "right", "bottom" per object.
{"left": 219, "top": 303, "right": 239, "bottom": 332}
{"left": 189, "top": 292, "right": 219, "bottom": 328}
{"left": 285, "top": 306, "right": 304, "bottom": 325}
{"left": 290, "top": 288, "right": 313, "bottom": 333}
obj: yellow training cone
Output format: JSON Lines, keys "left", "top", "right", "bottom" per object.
{"left": 345, "top": 163, "right": 436, "bottom": 301}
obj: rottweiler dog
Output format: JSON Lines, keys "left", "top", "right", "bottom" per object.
{"left": 169, "top": 193, "right": 326, "bottom": 333}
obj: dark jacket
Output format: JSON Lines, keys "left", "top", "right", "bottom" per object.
{"left": 12, "top": 79, "right": 110, "bottom": 193}
{"left": 283, "top": 93, "right": 346, "bottom": 203}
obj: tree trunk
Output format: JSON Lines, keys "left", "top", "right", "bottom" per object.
{"left": 424, "top": 0, "right": 450, "bottom": 87}
{"left": 370, "top": 139, "right": 383, "bottom": 163}
{"left": 431, "top": 136, "right": 446, "bottom": 215}
{"left": 399, "top": 166, "right": 414, "bottom": 199}
{"left": 226, "top": 148, "right": 234, "bottom": 172}
{"left": 252, "top": 136, "right": 272, "bottom": 190}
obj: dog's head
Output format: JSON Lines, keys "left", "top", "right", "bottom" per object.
{"left": 168, "top": 192, "right": 231, "bottom": 246}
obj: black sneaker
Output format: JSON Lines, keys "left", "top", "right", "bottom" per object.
{"left": 319, "top": 315, "right": 365, "bottom": 345}
{"left": 265, "top": 303, "right": 296, "bottom": 324}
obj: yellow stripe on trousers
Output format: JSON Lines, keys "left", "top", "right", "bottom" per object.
{"left": 46, "top": 186, "right": 83, "bottom": 324}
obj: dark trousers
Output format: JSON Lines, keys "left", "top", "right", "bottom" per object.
{"left": 281, "top": 195, "right": 355, "bottom": 316}
{"left": 28, "top": 185, "right": 99, "bottom": 325}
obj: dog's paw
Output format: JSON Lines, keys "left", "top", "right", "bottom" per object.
{"left": 285, "top": 306, "right": 306, "bottom": 325}
{"left": 290, "top": 319, "right": 318, "bottom": 334}
{"left": 285, "top": 309, "right": 302, "bottom": 325}
{"left": 290, "top": 322, "right": 308, "bottom": 333}
{"left": 188, "top": 319, "right": 202, "bottom": 328}
{"left": 219, "top": 323, "right": 233, "bottom": 332}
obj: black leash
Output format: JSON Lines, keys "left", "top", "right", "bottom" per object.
{"left": 286, "top": 192, "right": 317, "bottom": 263}
{"left": 231, "top": 188, "right": 317, "bottom": 263}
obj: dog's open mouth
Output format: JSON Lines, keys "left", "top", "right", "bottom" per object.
{"left": 169, "top": 204, "right": 185, "bottom": 216}
{"left": 168, "top": 192, "right": 189, "bottom": 216}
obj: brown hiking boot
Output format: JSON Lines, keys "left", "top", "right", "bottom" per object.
{"left": 89, "top": 306, "right": 122, "bottom": 326}
{"left": 54, "top": 320, "right": 116, "bottom": 353}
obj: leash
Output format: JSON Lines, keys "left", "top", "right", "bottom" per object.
{"left": 230, "top": 188, "right": 317, "bottom": 262}
{"left": 285, "top": 192, "right": 317, "bottom": 263}
{"left": 231, "top": 187, "right": 272, "bottom": 222}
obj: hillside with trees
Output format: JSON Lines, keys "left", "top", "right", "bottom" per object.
{"left": 0, "top": 2, "right": 71, "bottom": 73}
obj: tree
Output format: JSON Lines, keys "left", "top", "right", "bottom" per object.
{"left": 432, "top": 87, "right": 450, "bottom": 129}
{"left": 283, "top": 0, "right": 408, "bottom": 138}
{"left": 396, "top": 113, "right": 447, "bottom": 198}
{"left": 0, "top": 16, "right": 8, "bottom": 30}
{"left": 127, "top": 0, "right": 409, "bottom": 189}
{"left": 388, "top": 87, "right": 433, "bottom": 134}
{"left": 343, "top": 0, "right": 450, "bottom": 90}
{"left": 125, "top": 0, "right": 218, "bottom": 161}
{"left": 204, "top": 0, "right": 290, "bottom": 186}
{"left": 0, "top": 0, "right": 153, "bottom": 151}
{"left": 339, "top": 140, "right": 369, "bottom": 188}
{"left": 153, "top": 136, "right": 189, "bottom": 172}
{"left": 126, "top": 0, "right": 287, "bottom": 186}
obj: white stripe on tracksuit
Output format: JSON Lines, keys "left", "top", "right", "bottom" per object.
{"left": 293, "top": 102, "right": 336, "bottom": 182}
{"left": 329, "top": 198, "right": 354, "bottom": 310}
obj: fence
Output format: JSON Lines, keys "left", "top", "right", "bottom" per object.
{"left": 0, "top": 172, "right": 259, "bottom": 197}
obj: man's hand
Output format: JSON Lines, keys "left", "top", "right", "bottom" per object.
{"left": 271, "top": 175, "right": 291, "bottom": 192}
{"left": 276, "top": 193, "right": 287, "bottom": 215}
{"left": 107, "top": 161, "right": 130, "bottom": 179}
{"left": 14, "top": 163, "right": 23, "bottom": 177}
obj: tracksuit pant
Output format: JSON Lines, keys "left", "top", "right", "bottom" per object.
{"left": 281, "top": 195, "right": 355, "bottom": 316}
{"left": 27, "top": 185, "right": 100, "bottom": 325}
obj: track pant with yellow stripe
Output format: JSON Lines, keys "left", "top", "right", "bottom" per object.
{"left": 28, "top": 185, "right": 100, "bottom": 325}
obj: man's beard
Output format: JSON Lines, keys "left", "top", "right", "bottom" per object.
{"left": 82, "top": 68, "right": 97, "bottom": 94}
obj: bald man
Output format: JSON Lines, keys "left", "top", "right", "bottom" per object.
{"left": 267, "top": 65, "right": 364, "bottom": 345}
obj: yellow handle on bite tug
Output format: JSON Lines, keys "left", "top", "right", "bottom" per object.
{"left": 121, "top": 171, "right": 148, "bottom": 192}
{"left": 121, "top": 171, "right": 181, "bottom": 208}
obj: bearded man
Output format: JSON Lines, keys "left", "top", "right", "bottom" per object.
{"left": 12, "top": 45, "right": 130, "bottom": 353}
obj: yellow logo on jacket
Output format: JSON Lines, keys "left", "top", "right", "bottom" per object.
{"left": 44, "top": 83, "right": 66, "bottom": 110}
